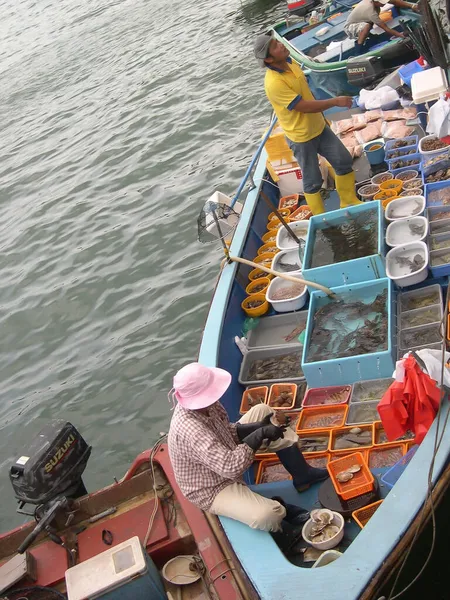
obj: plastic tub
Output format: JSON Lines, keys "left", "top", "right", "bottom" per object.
{"left": 257, "top": 242, "right": 279, "bottom": 256}
{"left": 278, "top": 194, "right": 300, "bottom": 212}
{"left": 371, "top": 171, "right": 393, "bottom": 186}
{"left": 268, "top": 383, "right": 297, "bottom": 410}
{"left": 245, "top": 277, "right": 271, "bottom": 296}
{"left": 271, "top": 248, "right": 302, "bottom": 274}
{"left": 276, "top": 219, "right": 309, "bottom": 251}
{"left": 385, "top": 147, "right": 418, "bottom": 161}
{"left": 312, "top": 549, "right": 343, "bottom": 568}
{"left": 381, "top": 445, "right": 419, "bottom": 489}
{"left": 266, "top": 273, "right": 308, "bottom": 313}
{"left": 239, "top": 386, "right": 268, "bottom": 414}
{"left": 385, "top": 216, "right": 428, "bottom": 246}
{"left": 427, "top": 205, "right": 450, "bottom": 223}
{"left": 246, "top": 311, "right": 308, "bottom": 350}
{"left": 296, "top": 405, "right": 348, "bottom": 432}
{"left": 425, "top": 180, "right": 450, "bottom": 206}
{"left": 253, "top": 252, "right": 275, "bottom": 270}
{"left": 399, "top": 189, "right": 422, "bottom": 197}
{"left": 387, "top": 154, "right": 421, "bottom": 173}
{"left": 364, "top": 141, "right": 385, "bottom": 165}
{"left": 346, "top": 401, "right": 380, "bottom": 425}
{"left": 261, "top": 231, "right": 278, "bottom": 244}
{"left": 399, "top": 60, "right": 425, "bottom": 87}
{"left": 268, "top": 208, "right": 291, "bottom": 222}
{"left": 395, "top": 169, "right": 419, "bottom": 182}
{"left": 429, "top": 217, "right": 450, "bottom": 235}
{"left": 400, "top": 323, "right": 442, "bottom": 350}
{"left": 267, "top": 217, "right": 290, "bottom": 231}
{"left": 418, "top": 134, "right": 450, "bottom": 156}
{"left": 401, "top": 305, "right": 442, "bottom": 330}
{"left": 256, "top": 458, "right": 291, "bottom": 484}
{"left": 241, "top": 294, "right": 270, "bottom": 317}
{"left": 238, "top": 346, "right": 305, "bottom": 386}
{"left": 399, "top": 284, "right": 442, "bottom": 312}
{"left": 375, "top": 189, "right": 397, "bottom": 202}
{"left": 385, "top": 196, "right": 425, "bottom": 221}
{"left": 386, "top": 241, "right": 428, "bottom": 287}
{"left": 358, "top": 184, "right": 380, "bottom": 200}
{"left": 381, "top": 195, "right": 398, "bottom": 210}
{"left": 352, "top": 500, "right": 383, "bottom": 529}
{"left": 301, "top": 386, "right": 351, "bottom": 408}
{"left": 302, "top": 511, "right": 344, "bottom": 550}
{"left": 385, "top": 135, "right": 419, "bottom": 152}
{"left": 327, "top": 452, "right": 374, "bottom": 501}
{"left": 290, "top": 206, "right": 313, "bottom": 221}
{"left": 430, "top": 247, "right": 450, "bottom": 276}
{"left": 351, "top": 378, "right": 393, "bottom": 403}
{"left": 297, "top": 429, "right": 331, "bottom": 454}
{"left": 368, "top": 443, "right": 405, "bottom": 469}
{"left": 248, "top": 267, "right": 274, "bottom": 282}
{"left": 329, "top": 424, "right": 374, "bottom": 452}
{"left": 403, "top": 178, "right": 422, "bottom": 191}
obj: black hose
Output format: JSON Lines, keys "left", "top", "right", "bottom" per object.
{"left": 6, "top": 586, "right": 67, "bottom": 600}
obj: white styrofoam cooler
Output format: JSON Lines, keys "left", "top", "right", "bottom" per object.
{"left": 411, "top": 66, "right": 448, "bottom": 104}
{"left": 65, "top": 536, "right": 166, "bottom": 600}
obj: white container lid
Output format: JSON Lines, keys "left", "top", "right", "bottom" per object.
{"left": 65, "top": 536, "right": 147, "bottom": 600}
{"left": 412, "top": 67, "right": 448, "bottom": 104}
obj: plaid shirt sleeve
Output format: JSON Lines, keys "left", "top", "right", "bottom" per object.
{"left": 190, "top": 420, "right": 254, "bottom": 480}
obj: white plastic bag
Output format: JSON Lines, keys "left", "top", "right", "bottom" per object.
{"left": 426, "top": 97, "right": 450, "bottom": 138}
{"left": 358, "top": 86, "right": 400, "bottom": 110}
{"left": 396, "top": 349, "right": 450, "bottom": 386}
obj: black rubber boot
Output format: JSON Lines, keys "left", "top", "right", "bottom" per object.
{"left": 271, "top": 496, "right": 310, "bottom": 526}
{"left": 277, "top": 445, "right": 329, "bottom": 492}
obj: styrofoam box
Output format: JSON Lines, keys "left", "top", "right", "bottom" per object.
{"left": 411, "top": 66, "right": 448, "bottom": 104}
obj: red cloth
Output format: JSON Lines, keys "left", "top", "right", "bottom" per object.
{"left": 377, "top": 355, "right": 441, "bottom": 444}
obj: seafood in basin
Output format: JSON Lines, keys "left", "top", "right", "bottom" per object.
{"left": 247, "top": 352, "right": 303, "bottom": 381}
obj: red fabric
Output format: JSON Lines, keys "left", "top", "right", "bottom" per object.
{"left": 377, "top": 355, "right": 441, "bottom": 444}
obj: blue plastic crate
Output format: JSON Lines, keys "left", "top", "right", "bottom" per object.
{"left": 425, "top": 180, "right": 450, "bottom": 206}
{"left": 381, "top": 445, "right": 419, "bottom": 489}
{"left": 399, "top": 60, "right": 426, "bottom": 87}
{"left": 385, "top": 135, "right": 419, "bottom": 153}
{"left": 385, "top": 145, "right": 418, "bottom": 162}
{"left": 302, "top": 201, "right": 385, "bottom": 288}
{"left": 301, "top": 278, "right": 396, "bottom": 388}
{"left": 388, "top": 152, "right": 421, "bottom": 174}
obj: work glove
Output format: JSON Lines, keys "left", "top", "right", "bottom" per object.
{"left": 236, "top": 414, "right": 272, "bottom": 442}
{"left": 242, "top": 424, "right": 287, "bottom": 452}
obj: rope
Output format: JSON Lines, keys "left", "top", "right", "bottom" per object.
{"left": 143, "top": 434, "right": 167, "bottom": 547}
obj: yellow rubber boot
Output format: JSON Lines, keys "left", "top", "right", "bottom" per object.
{"left": 335, "top": 171, "right": 362, "bottom": 208}
{"left": 304, "top": 192, "right": 325, "bottom": 215}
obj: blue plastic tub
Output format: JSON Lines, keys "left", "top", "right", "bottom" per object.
{"left": 381, "top": 445, "right": 419, "bottom": 490}
{"left": 302, "top": 201, "right": 385, "bottom": 289}
{"left": 388, "top": 152, "right": 421, "bottom": 174}
{"left": 425, "top": 180, "right": 450, "bottom": 206}
{"left": 385, "top": 135, "right": 419, "bottom": 153}
{"left": 398, "top": 60, "right": 426, "bottom": 87}
{"left": 385, "top": 145, "right": 418, "bottom": 162}
{"left": 301, "top": 278, "right": 396, "bottom": 388}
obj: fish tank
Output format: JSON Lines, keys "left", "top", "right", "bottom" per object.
{"left": 301, "top": 278, "right": 395, "bottom": 388}
{"left": 302, "top": 201, "right": 385, "bottom": 288}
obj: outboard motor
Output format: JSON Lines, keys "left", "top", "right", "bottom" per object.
{"left": 9, "top": 420, "right": 91, "bottom": 553}
{"left": 346, "top": 56, "right": 385, "bottom": 88}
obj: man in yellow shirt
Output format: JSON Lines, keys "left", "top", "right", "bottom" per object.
{"left": 254, "top": 33, "right": 361, "bottom": 215}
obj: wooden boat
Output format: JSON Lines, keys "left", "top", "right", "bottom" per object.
{"left": 272, "top": 1, "right": 420, "bottom": 93}
{"left": 195, "top": 116, "right": 450, "bottom": 597}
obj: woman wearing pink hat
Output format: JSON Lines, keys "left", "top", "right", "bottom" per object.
{"left": 168, "top": 362, "right": 328, "bottom": 533}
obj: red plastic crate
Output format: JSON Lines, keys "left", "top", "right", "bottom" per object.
{"left": 302, "top": 385, "right": 351, "bottom": 408}
{"left": 240, "top": 387, "right": 268, "bottom": 414}
{"left": 327, "top": 452, "right": 374, "bottom": 501}
{"left": 296, "top": 405, "right": 348, "bottom": 433}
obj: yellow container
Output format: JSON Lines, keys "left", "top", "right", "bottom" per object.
{"left": 382, "top": 195, "right": 399, "bottom": 210}
{"left": 374, "top": 189, "right": 397, "bottom": 202}
{"left": 253, "top": 252, "right": 275, "bottom": 270}
{"left": 246, "top": 277, "right": 271, "bottom": 296}
{"left": 380, "top": 178, "right": 403, "bottom": 194}
{"left": 262, "top": 231, "right": 278, "bottom": 244}
{"left": 257, "top": 242, "right": 280, "bottom": 256}
{"left": 241, "top": 293, "right": 269, "bottom": 317}
{"left": 249, "top": 268, "right": 273, "bottom": 282}
{"left": 267, "top": 217, "right": 290, "bottom": 231}
{"left": 268, "top": 208, "right": 291, "bottom": 222}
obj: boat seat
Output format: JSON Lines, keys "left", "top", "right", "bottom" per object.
{"left": 327, "top": 12, "right": 348, "bottom": 25}
{"left": 289, "top": 26, "right": 327, "bottom": 52}
{"left": 315, "top": 38, "right": 355, "bottom": 62}
{"left": 314, "top": 22, "right": 348, "bottom": 43}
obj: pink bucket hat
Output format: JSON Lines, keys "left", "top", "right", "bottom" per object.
{"left": 170, "top": 362, "right": 232, "bottom": 410}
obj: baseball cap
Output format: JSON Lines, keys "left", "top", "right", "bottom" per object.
{"left": 254, "top": 32, "right": 273, "bottom": 67}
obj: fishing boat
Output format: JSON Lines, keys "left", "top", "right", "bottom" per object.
{"left": 272, "top": 1, "right": 421, "bottom": 95}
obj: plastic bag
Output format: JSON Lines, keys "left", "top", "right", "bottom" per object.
{"left": 381, "top": 120, "right": 415, "bottom": 139}
{"left": 382, "top": 107, "right": 417, "bottom": 122}
{"left": 358, "top": 86, "right": 399, "bottom": 110}
{"left": 365, "top": 109, "right": 383, "bottom": 122}
{"left": 331, "top": 118, "right": 354, "bottom": 135}
{"left": 354, "top": 120, "right": 382, "bottom": 144}
{"left": 426, "top": 97, "right": 450, "bottom": 138}
{"left": 351, "top": 114, "right": 366, "bottom": 129}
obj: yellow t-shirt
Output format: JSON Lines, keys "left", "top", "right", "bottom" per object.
{"left": 264, "top": 59, "right": 325, "bottom": 143}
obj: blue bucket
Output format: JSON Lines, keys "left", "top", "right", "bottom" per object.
{"left": 364, "top": 141, "right": 385, "bottom": 166}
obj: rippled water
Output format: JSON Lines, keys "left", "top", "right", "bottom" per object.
{"left": 0, "top": 0, "right": 286, "bottom": 529}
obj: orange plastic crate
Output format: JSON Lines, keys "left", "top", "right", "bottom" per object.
{"left": 240, "top": 387, "right": 268, "bottom": 414}
{"left": 329, "top": 449, "right": 368, "bottom": 462}
{"left": 268, "top": 383, "right": 297, "bottom": 410}
{"left": 373, "top": 421, "right": 416, "bottom": 447}
{"left": 255, "top": 458, "right": 292, "bottom": 484}
{"left": 352, "top": 500, "right": 383, "bottom": 528}
{"left": 368, "top": 443, "right": 406, "bottom": 469}
{"left": 297, "top": 428, "right": 330, "bottom": 455}
{"left": 278, "top": 194, "right": 300, "bottom": 212}
{"left": 290, "top": 206, "right": 313, "bottom": 221}
{"left": 296, "top": 405, "right": 348, "bottom": 433}
{"left": 329, "top": 424, "right": 374, "bottom": 454}
{"left": 304, "top": 451, "right": 329, "bottom": 469}
{"left": 327, "top": 452, "right": 374, "bottom": 501}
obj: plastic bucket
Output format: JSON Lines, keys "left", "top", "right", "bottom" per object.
{"left": 380, "top": 179, "right": 403, "bottom": 194}
{"left": 364, "top": 142, "right": 385, "bottom": 166}
{"left": 241, "top": 293, "right": 269, "bottom": 317}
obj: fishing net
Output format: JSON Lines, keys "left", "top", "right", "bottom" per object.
{"left": 197, "top": 200, "right": 240, "bottom": 245}
{"left": 4, "top": 586, "right": 67, "bottom": 600}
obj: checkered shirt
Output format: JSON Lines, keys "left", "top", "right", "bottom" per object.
{"left": 168, "top": 402, "right": 254, "bottom": 510}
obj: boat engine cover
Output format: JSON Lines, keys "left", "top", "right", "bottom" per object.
{"left": 10, "top": 420, "right": 91, "bottom": 505}
{"left": 346, "top": 56, "right": 384, "bottom": 87}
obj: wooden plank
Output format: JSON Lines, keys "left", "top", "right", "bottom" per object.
{"left": 0, "top": 552, "right": 37, "bottom": 594}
